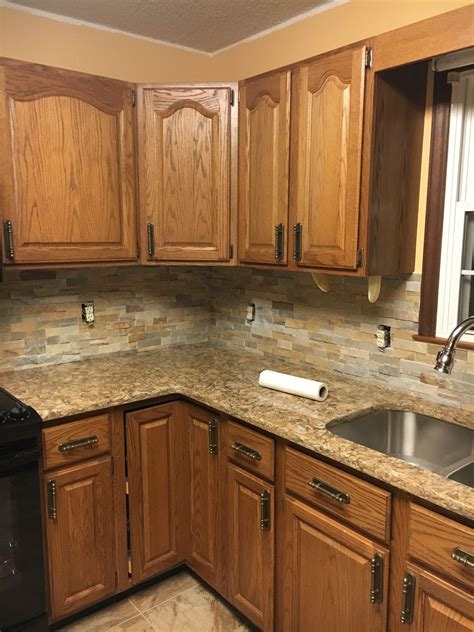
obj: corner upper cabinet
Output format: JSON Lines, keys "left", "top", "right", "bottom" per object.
{"left": 238, "top": 71, "right": 291, "bottom": 265}
{"left": 290, "top": 44, "right": 366, "bottom": 270}
{"left": 0, "top": 59, "right": 138, "bottom": 265}
{"left": 137, "top": 85, "right": 236, "bottom": 263}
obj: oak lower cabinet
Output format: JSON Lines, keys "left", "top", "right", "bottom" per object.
{"left": 281, "top": 496, "right": 389, "bottom": 632}
{"left": 227, "top": 464, "right": 274, "bottom": 631}
{"left": 137, "top": 84, "right": 236, "bottom": 263}
{"left": 0, "top": 59, "right": 138, "bottom": 265}
{"left": 43, "top": 457, "right": 116, "bottom": 621}
{"left": 126, "top": 404, "right": 187, "bottom": 583}
{"left": 185, "top": 404, "right": 221, "bottom": 590}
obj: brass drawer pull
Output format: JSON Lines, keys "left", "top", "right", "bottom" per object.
{"left": 47, "top": 480, "right": 57, "bottom": 519}
{"left": 452, "top": 547, "right": 474, "bottom": 569}
{"left": 275, "top": 223, "right": 284, "bottom": 260}
{"left": 146, "top": 222, "right": 155, "bottom": 257}
{"left": 308, "top": 477, "right": 350, "bottom": 504}
{"left": 58, "top": 435, "right": 99, "bottom": 452}
{"left": 400, "top": 573, "right": 415, "bottom": 624}
{"left": 260, "top": 490, "right": 271, "bottom": 530}
{"left": 3, "top": 220, "right": 14, "bottom": 261}
{"left": 231, "top": 441, "right": 262, "bottom": 462}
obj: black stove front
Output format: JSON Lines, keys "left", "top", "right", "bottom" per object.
{"left": 0, "top": 388, "right": 48, "bottom": 632}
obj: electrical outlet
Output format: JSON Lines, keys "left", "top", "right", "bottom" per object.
{"left": 82, "top": 301, "right": 95, "bottom": 324}
{"left": 376, "top": 324, "right": 391, "bottom": 351}
{"left": 246, "top": 303, "right": 256, "bottom": 323}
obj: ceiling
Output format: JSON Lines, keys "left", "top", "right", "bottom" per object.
{"left": 5, "top": 0, "right": 334, "bottom": 53}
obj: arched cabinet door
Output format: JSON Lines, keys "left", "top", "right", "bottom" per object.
{"left": 138, "top": 85, "right": 234, "bottom": 262}
{"left": 0, "top": 59, "right": 138, "bottom": 265}
{"left": 290, "top": 44, "right": 366, "bottom": 270}
{"left": 238, "top": 70, "right": 291, "bottom": 265}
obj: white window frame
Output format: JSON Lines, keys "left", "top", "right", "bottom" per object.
{"left": 436, "top": 69, "right": 474, "bottom": 341}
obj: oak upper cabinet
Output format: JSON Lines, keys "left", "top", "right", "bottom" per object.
{"left": 0, "top": 59, "right": 138, "bottom": 265}
{"left": 126, "top": 404, "right": 187, "bottom": 583}
{"left": 238, "top": 70, "right": 291, "bottom": 265}
{"left": 281, "top": 497, "right": 388, "bottom": 632}
{"left": 227, "top": 464, "right": 274, "bottom": 631}
{"left": 290, "top": 44, "right": 366, "bottom": 270}
{"left": 185, "top": 404, "right": 221, "bottom": 590}
{"left": 137, "top": 85, "right": 236, "bottom": 262}
{"left": 44, "top": 457, "right": 116, "bottom": 621}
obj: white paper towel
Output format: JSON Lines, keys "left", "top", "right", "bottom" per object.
{"left": 258, "top": 369, "right": 328, "bottom": 402}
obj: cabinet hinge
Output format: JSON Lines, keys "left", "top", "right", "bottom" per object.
{"left": 229, "top": 243, "right": 234, "bottom": 259}
{"left": 3, "top": 220, "right": 14, "bottom": 261}
{"left": 230, "top": 89, "right": 235, "bottom": 106}
{"left": 370, "top": 554, "right": 383, "bottom": 604}
{"left": 131, "top": 90, "right": 136, "bottom": 107}
{"left": 208, "top": 419, "right": 218, "bottom": 455}
{"left": 357, "top": 248, "right": 363, "bottom": 268}
{"left": 365, "top": 48, "right": 373, "bottom": 69}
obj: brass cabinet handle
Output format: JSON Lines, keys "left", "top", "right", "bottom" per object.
{"left": 231, "top": 441, "right": 262, "bottom": 462}
{"left": 3, "top": 220, "right": 14, "bottom": 261}
{"left": 400, "top": 573, "right": 416, "bottom": 624}
{"left": 308, "top": 477, "right": 350, "bottom": 504}
{"left": 260, "top": 490, "right": 271, "bottom": 530}
{"left": 47, "top": 480, "right": 57, "bottom": 519}
{"left": 58, "top": 435, "right": 98, "bottom": 452}
{"left": 293, "top": 223, "right": 302, "bottom": 261}
{"left": 274, "top": 223, "right": 284, "bottom": 260}
{"left": 146, "top": 222, "right": 155, "bottom": 257}
{"left": 452, "top": 547, "right": 474, "bottom": 569}
{"left": 370, "top": 554, "right": 383, "bottom": 604}
{"left": 208, "top": 419, "right": 218, "bottom": 455}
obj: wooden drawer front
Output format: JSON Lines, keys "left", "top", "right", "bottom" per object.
{"left": 43, "top": 414, "right": 111, "bottom": 470}
{"left": 284, "top": 447, "right": 391, "bottom": 542}
{"left": 226, "top": 421, "right": 275, "bottom": 482}
{"left": 408, "top": 503, "right": 474, "bottom": 588}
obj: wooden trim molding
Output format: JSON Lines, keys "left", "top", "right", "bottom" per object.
{"left": 418, "top": 71, "right": 452, "bottom": 338}
{"left": 413, "top": 334, "right": 474, "bottom": 352}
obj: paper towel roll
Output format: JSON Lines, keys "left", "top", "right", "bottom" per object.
{"left": 258, "top": 369, "right": 328, "bottom": 402}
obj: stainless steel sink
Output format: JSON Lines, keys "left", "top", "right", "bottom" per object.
{"left": 329, "top": 410, "right": 473, "bottom": 486}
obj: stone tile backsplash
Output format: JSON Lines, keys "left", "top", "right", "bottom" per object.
{"left": 0, "top": 265, "right": 472, "bottom": 410}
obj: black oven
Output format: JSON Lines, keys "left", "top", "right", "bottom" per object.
{"left": 0, "top": 389, "right": 47, "bottom": 632}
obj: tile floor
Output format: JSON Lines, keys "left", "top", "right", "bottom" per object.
{"left": 59, "top": 571, "right": 252, "bottom": 631}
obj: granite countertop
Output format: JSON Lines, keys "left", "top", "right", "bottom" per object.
{"left": 1, "top": 343, "right": 473, "bottom": 520}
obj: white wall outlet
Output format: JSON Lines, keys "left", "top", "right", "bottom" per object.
{"left": 246, "top": 302, "right": 256, "bottom": 323}
{"left": 376, "top": 324, "right": 391, "bottom": 351}
{"left": 82, "top": 301, "right": 95, "bottom": 324}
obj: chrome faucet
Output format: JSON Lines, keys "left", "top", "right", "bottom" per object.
{"left": 434, "top": 316, "right": 474, "bottom": 374}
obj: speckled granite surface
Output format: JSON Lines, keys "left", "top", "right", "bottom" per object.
{"left": 1, "top": 343, "right": 472, "bottom": 520}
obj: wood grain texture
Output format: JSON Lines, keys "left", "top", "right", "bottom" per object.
{"left": 0, "top": 59, "right": 137, "bottom": 264}
{"left": 408, "top": 564, "right": 474, "bottom": 632}
{"left": 289, "top": 44, "right": 365, "bottom": 270}
{"left": 227, "top": 464, "right": 274, "bottom": 631}
{"left": 407, "top": 503, "right": 474, "bottom": 590}
{"left": 226, "top": 420, "right": 275, "bottom": 482}
{"left": 138, "top": 86, "right": 233, "bottom": 262}
{"left": 42, "top": 413, "right": 111, "bottom": 471}
{"left": 238, "top": 70, "right": 291, "bottom": 265}
{"left": 281, "top": 496, "right": 389, "bottom": 632}
{"left": 44, "top": 456, "right": 116, "bottom": 621}
{"left": 366, "top": 62, "right": 428, "bottom": 276}
{"left": 185, "top": 404, "right": 221, "bottom": 590}
{"left": 126, "top": 404, "right": 185, "bottom": 583}
{"left": 285, "top": 446, "right": 391, "bottom": 543}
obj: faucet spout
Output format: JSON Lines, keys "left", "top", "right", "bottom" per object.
{"left": 434, "top": 316, "right": 474, "bottom": 374}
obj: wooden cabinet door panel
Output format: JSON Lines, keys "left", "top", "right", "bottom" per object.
{"left": 44, "top": 457, "right": 115, "bottom": 620}
{"left": 126, "top": 404, "right": 184, "bottom": 583}
{"left": 139, "top": 86, "right": 232, "bottom": 261}
{"left": 282, "top": 496, "right": 388, "bottom": 632}
{"left": 186, "top": 405, "right": 221, "bottom": 588}
{"left": 228, "top": 464, "right": 274, "bottom": 631}
{"left": 291, "top": 45, "right": 366, "bottom": 269}
{"left": 0, "top": 60, "right": 137, "bottom": 264}
{"left": 238, "top": 71, "right": 291, "bottom": 264}
{"left": 407, "top": 565, "right": 473, "bottom": 632}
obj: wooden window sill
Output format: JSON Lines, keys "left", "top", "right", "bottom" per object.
{"left": 413, "top": 334, "right": 474, "bottom": 351}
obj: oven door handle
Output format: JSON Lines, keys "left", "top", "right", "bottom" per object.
{"left": 0, "top": 447, "right": 41, "bottom": 472}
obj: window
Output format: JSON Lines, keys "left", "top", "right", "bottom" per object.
{"left": 436, "top": 69, "right": 474, "bottom": 340}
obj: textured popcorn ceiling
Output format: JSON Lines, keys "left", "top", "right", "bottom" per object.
{"left": 6, "top": 0, "right": 334, "bottom": 52}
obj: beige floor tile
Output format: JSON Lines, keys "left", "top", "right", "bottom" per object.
{"left": 59, "top": 599, "right": 138, "bottom": 631}
{"left": 143, "top": 584, "right": 250, "bottom": 632}
{"left": 130, "top": 571, "right": 199, "bottom": 612}
{"left": 110, "top": 613, "right": 155, "bottom": 631}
